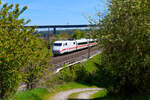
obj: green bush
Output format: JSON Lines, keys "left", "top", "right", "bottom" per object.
{"left": 24, "top": 39, "right": 50, "bottom": 89}
{"left": 0, "top": 1, "right": 50, "bottom": 99}
{"left": 46, "top": 55, "right": 105, "bottom": 87}
{"left": 95, "top": 0, "right": 150, "bottom": 96}
{"left": 11, "top": 88, "right": 49, "bottom": 100}
{"left": 71, "top": 30, "right": 86, "bottom": 39}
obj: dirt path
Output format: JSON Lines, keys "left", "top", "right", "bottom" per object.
{"left": 77, "top": 90, "right": 99, "bottom": 99}
{"left": 51, "top": 88, "right": 103, "bottom": 100}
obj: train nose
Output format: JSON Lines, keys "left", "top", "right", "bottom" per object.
{"left": 53, "top": 50, "right": 60, "bottom": 54}
{"left": 52, "top": 47, "right": 61, "bottom": 54}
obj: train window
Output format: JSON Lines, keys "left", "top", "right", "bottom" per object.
{"left": 63, "top": 43, "right": 67, "bottom": 46}
{"left": 53, "top": 43, "right": 62, "bottom": 46}
{"left": 78, "top": 42, "right": 87, "bottom": 45}
{"left": 89, "top": 41, "right": 95, "bottom": 43}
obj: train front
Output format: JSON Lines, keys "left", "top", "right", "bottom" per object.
{"left": 52, "top": 41, "right": 63, "bottom": 55}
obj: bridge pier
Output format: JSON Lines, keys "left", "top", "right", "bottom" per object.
{"left": 53, "top": 27, "right": 56, "bottom": 34}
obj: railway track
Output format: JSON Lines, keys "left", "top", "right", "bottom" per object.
{"left": 50, "top": 46, "right": 100, "bottom": 71}
{"left": 24, "top": 46, "right": 101, "bottom": 90}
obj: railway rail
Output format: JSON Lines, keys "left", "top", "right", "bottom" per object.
{"left": 50, "top": 46, "right": 100, "bottom": 71}
{"left": 18, "top": 46, "right": 100, "bottom": 91}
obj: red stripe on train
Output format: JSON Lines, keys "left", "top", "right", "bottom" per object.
{"left": 59, "top": 42, "right": 97, "bottom": 53}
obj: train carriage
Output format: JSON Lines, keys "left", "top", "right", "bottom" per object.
{"left": 52, "top": 40, "right": 76, "bottom": 55}
{"left": 76, "top": 39, "right": 88, "bottom": 50}
{"left": 52, "top": 38, "right": 97, "bottom": 56}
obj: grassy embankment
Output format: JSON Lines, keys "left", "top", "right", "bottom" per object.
{"left": 10, "top": 82, "right": 98, "bottom": 100}
{"left": 9, "top": 88, "right": 49, "bottom": 100}
{"left": 47, "top": 82, "right": 98, "bottom": 100}
{"left": 9, "top": 54, "right": 150, "bottom": 100}
{"left": 48, "top": 54, "right": 150, "bottom": 100}
{"left": 9, "top": 54, "right": 100, "bottom": 100}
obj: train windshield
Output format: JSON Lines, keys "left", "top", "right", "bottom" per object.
{"left": 53, "top": 43, "right": 62, "bottom": 46}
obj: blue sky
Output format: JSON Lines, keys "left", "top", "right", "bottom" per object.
{"left": 2, "top": 0, "right": 107, "bottom": 25}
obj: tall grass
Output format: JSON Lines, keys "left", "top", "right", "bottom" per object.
{"left": 9, "top": 88, "right": 49, "bottom": 100}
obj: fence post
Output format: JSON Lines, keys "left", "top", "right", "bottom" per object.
{"left": 48, "top": 28, "right": 51, "bottom": 54}
{"left": 53, "top": 27, "right": 56, "bottom": 34}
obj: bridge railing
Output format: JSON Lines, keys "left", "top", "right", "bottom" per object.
{"left": 25, "top": 24, "right": 96, "bottom": 34}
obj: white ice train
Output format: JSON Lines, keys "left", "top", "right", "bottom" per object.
{"left": 52, "top": 38, "right": 97, "bottom": 56}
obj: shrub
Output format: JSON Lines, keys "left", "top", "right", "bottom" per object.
{"left": 0, "top": 1, "right": 49, "bottom": 99}
{"left": 24, "top": 39, "right": 50, "bottom": 89}
{"left": 95, "top": 0, "right": 150, "bottom": 96}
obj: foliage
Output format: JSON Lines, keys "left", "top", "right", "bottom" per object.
{"left": 10, "top": 88, "right": 49, "bottom": 100}
{"left": 24, "top": 39, "right": 50, "bottom": 89}
{"left": 45, "top": 54, "right": 106, "bottom": 88}
{"left": 56, "top": 32, "right": 71, "bottom": 40}
{"left": 44, "top": 54, "right": 150, "bottom": 100}
{"left": 54, "top": 63, "right": 92, "bottom": 83}
{"left": 71, "top": 30, "right": 86, "bottom": 39}
{"left": 91, "top": 89, "right": 107, "bottom": 99}
{"left": 95, "top": 0, "right": 150, "bottom": 95}
{"left": 91, "top": 93, "right": 150, "bottom": 100}
{"left": 0, "top": 1, "right": 49, "bottom": 99}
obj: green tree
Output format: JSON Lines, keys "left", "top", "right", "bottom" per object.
{"left": 0, "top": 1, "right": 49, "bottom": 99}
{"left": 95, "top": 0, "right": 150, "bottom": 96}
{"left": 71, "top": 30, "right": 86, "bottom": 39}
{"left": 24, "top": 39, "right": 50, "bottom": 89}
